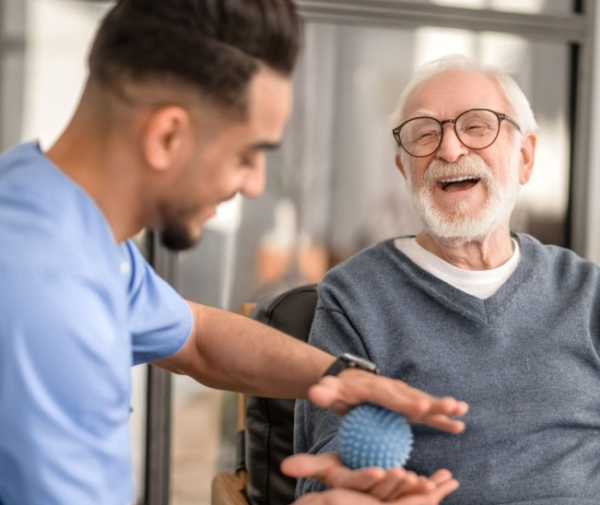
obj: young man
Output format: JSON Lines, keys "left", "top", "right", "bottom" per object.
{"left": 0, "top": 1, "right": 467, "bottom": 504}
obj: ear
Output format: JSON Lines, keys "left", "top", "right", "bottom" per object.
{"left": 518, "top": 133, "right": 536, "bottom": 185}
{"left": 142, "top": 106, "right": 192, "bottom": 172}
{"left": 395, "top": 154, "right": 407, "bottom": 179}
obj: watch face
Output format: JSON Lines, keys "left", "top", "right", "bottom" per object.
{"left": 324, "top": 354, "right": 381, "bottom": 377}
{"left": 341, "top": 354, "right": 380, "bottom": 374}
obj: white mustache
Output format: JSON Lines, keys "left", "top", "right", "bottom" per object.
{"left": 422, "top": 155, "right": 494, "bottom": 189}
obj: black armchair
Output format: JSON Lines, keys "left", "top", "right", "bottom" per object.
{"left": 212, "top": 284, "right": 318, "bottom": 505}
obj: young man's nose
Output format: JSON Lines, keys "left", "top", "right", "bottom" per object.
{"left": 241, "top": 156, "right": 266, "bottom": 198}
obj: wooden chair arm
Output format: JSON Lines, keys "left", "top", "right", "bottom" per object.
{"left": 211, "top": 472, "right": 249, "bottom": 505}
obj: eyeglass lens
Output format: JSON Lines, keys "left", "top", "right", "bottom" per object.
{"left": 399, "top": 109, "right": 501, "bottom": 157}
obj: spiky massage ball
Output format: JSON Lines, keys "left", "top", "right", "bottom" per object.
{"left": 336, "top": 403, "right": 413, "bottom": 470}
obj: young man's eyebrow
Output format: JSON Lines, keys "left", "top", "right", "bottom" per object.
{"left": 249, "top": 141, "right": 281, "bottom": 151}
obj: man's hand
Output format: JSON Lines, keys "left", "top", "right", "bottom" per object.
{"left": 310, "top": 368, "right": 468, "bottom": 433}
{"left": 284, "top": 453, "right": 459, "bottom": 505}
{"left": 282, "top": 453, "right": 454, "bottom": 502}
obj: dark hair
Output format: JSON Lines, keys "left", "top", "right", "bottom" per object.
{"left": 88, "top": 0, "right": 301, "bottom": 115}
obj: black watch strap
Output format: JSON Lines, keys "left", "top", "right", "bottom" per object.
{"left": 323, "top": 353, "right": 381, "bottom": 376}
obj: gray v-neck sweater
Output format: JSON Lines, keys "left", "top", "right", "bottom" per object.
{"left": 295, "top": 234, "right": 600, "bottom": 504}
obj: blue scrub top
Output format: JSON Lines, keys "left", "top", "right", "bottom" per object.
{"left": 0, "top": 143, "right": 193, "bottom": 504}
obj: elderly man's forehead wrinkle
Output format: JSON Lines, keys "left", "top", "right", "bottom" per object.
{"left": 408, "top": 108, "right": 441, "bottom": 119}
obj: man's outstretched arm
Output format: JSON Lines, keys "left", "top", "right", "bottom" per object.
{"left": 153, "top": 301, "right": 468, "bottom": 430}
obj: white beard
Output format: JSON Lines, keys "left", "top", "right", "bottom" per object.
{"left": 405, "top": 148, "right": 521, "bottom": 246}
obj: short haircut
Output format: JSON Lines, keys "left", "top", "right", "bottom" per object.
{"left": 88, "top": 0, "right": 301, "bottom": 116}
{"left": 390, "top": 54, "right": 538, "bottom": 156}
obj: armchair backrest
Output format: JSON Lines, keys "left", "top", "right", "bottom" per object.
{"left": 245, "top": 284, "right": 318, "bottom": 505}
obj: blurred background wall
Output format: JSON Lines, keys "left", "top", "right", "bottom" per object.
{"left": 1, "top": 1, "right": 598, "bottom": 504}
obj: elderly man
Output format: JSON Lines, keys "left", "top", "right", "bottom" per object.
{"left": 295, "top": 54, "right": 600, "bottom": 504}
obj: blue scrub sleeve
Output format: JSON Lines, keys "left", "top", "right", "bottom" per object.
{"left": 123, "top": 241, "right": 193, "bottom": 365}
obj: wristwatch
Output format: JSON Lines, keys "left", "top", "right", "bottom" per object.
{"left": 323, "top": 353, "right": 381, "bottom": 376}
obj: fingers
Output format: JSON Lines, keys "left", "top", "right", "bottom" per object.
{"left": 292, "top": 477, "right": 459, "bottom": 505}
{"left": 332, "top": 467, "right": 427, "bottom": 498}
{"left": 292, "top": 489, "right": 378, "bottom": 505}
{"left": 419, "top": 414, "right": 466, "bottom": 435}
{"left": 282, "top": 453, "right": 427, "bottom": 499}
{"left": 368, "top": 469, "right": 432, "bottom": 501}
{"left": 383, "top": 470, "right": 455, "bottom": 503}
{"left": 332, "top": 467, "right": 389, "bottom": 493}
{"left": 281, "top": 453, "right": 341, "bottom": 478}
{"left": 308, "top": 371, "right": 468, "bottom": 434}
{"left": 282, "top": 454, "right": 457, "bottom": 505}
{"left": 281, "top": 453, "right": 386, "bottom": 491}
{"left": 384, "top": 477, "right": 458, "bottom": 505}
{"left": 417, "top": 476, "right": 459, "bottom": 504}
{"left": 428, "top": 469, "right": 453, "bottom": 485}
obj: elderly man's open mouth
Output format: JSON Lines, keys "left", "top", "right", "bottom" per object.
{"left": 437, "top": 175, "right": 481, "bottom": 193}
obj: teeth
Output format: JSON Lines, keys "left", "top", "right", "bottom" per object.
{"left": 440, "top": 176, "right": 477, "bottom": 183}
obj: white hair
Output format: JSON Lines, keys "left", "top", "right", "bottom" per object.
{"left": 390, "top": 54, "right": 538, "bottom": 158}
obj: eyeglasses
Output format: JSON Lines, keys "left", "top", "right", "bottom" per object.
{"left": 392, "top": 108, "right": 521, "bottom": 158}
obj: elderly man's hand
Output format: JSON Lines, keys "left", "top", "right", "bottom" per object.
{"left": 283, "top": 453, "right": 459, "bottom": 505}
{"left": 309, "top": 369, "right": 468, "bottom": 434}
{"left": 282, "top": 453, "right": 457, "bottom": 502}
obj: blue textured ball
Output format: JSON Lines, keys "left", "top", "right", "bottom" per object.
{"left": 336, "top": 404, "right": 413, "bottom": 470}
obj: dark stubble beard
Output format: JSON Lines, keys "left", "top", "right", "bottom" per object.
{"left": 159, "top": 226, "right": 201, "bottom": 251}
{"left": 158, "top": 208, "right": 203, "bottom": 252}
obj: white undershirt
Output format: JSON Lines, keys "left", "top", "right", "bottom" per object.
{"left": 394, "top": 237, "right": 521, "bottom": 299}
